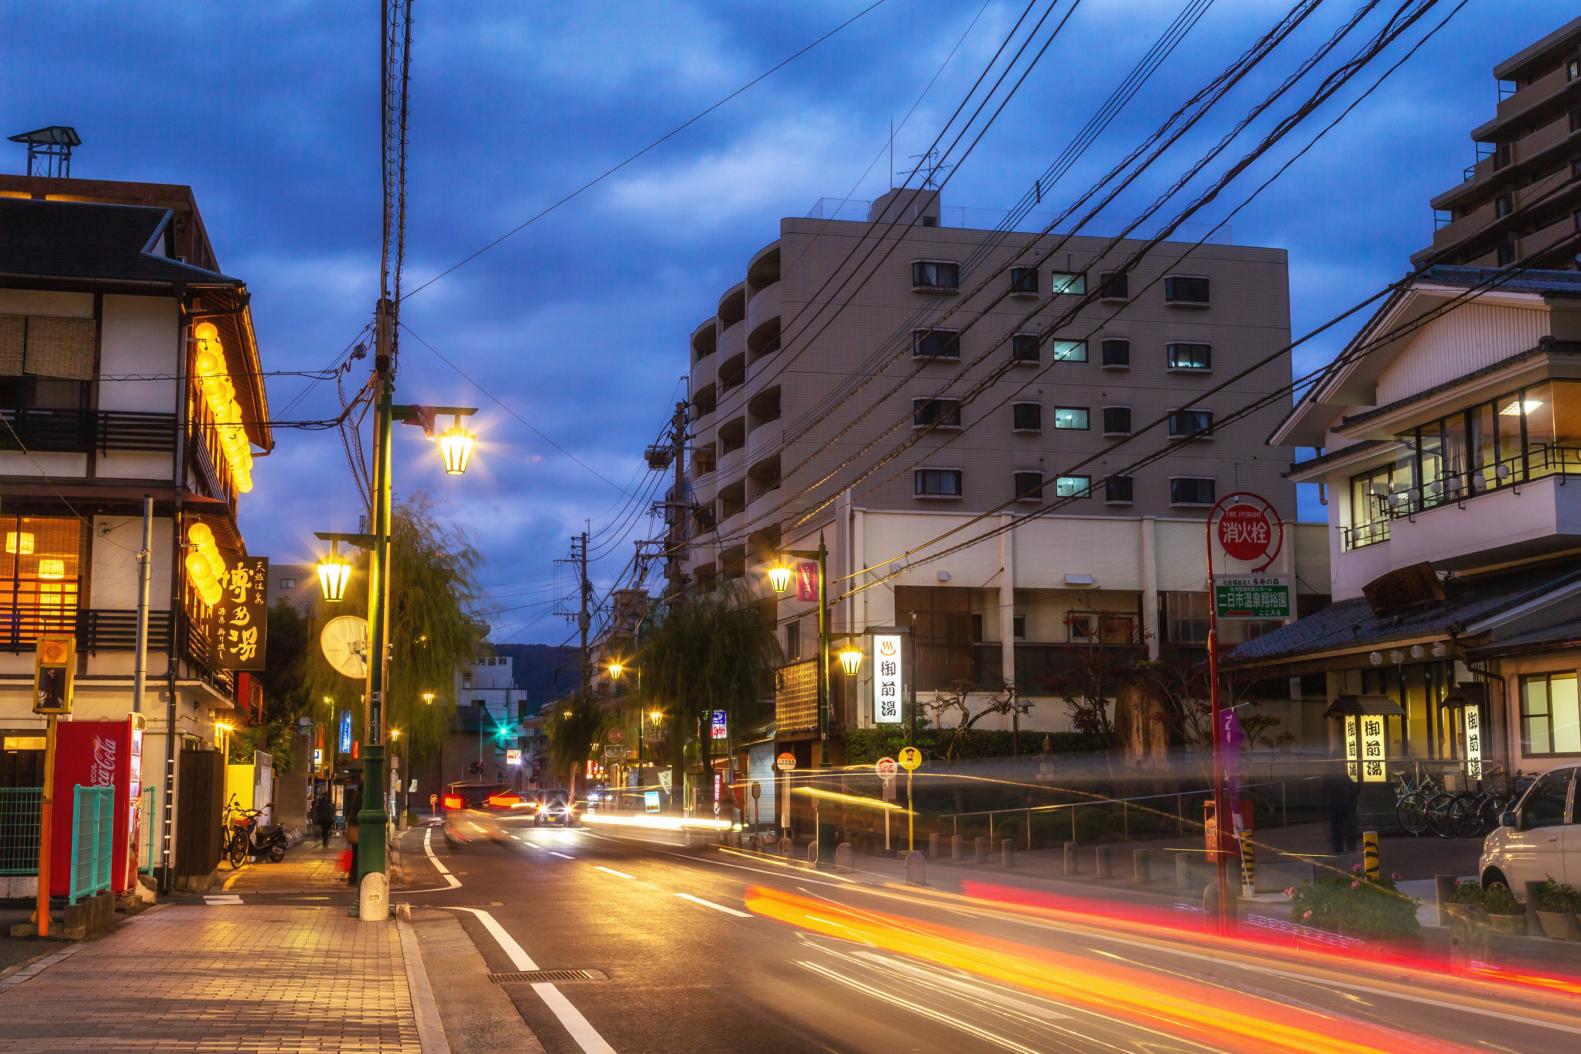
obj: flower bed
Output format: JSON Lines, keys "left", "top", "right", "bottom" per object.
{"left": 1286, "top": 866, "right": 1419, "bottom": 940}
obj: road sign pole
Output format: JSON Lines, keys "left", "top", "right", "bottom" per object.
{"left": 907, "top": 770, "right": 914, "bottom": 853}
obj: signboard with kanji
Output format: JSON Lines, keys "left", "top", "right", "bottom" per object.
{"left": 1464, "top": 707, "right": 1483, "bottom": 780}
{"left": 1213, "top": 574, "right": 1291, "bottom": 620}
{"left": 775, "top": 660, "right": 818, "bottom": 733}
{"left": 1217, "top": 504, "right": 1275, "bottom": 562}
{"left": 1359, "top": 714, "right": 1387, "bottom": 783}
{"left": 710, "top": 710, "right": 728, "bottom": 740}
{"left": 1344, "top": 716, "right": 1359, "bottom": 782}
{"left": 204, "top": 556, "right": 268, "bottom": 670}
{"left": 872, "top": 633, "right": 904, "bottom": 724}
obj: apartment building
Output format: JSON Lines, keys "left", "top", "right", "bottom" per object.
{"left": 442, "top": 654, "right": 533, "bottom": 787}
{"left": 1236, "top": 265, "right": 1581, "bottom": 778}
{"left": 682, "top": 188, "right": 1327, "bottom": 757}
{"left": 0, "top": 161, "right": 272, "bottom": 887}
{"left": 1413, "top": 15, "right": 1581, "bottom": 272}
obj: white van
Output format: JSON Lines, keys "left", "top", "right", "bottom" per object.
{"left": 1479, "top": 763, "right": 1580, "bottom": 897}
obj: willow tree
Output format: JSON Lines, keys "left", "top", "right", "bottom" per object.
{"left": 543, "top": 694, "right": 605, "bottom": 803}
{"left": 638, "top": 585, "right": 779, "bottom": 812}
{"left": 304, "top": 494, "right": 481, "bottom": 767}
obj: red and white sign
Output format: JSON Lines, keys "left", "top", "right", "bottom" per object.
{"left": 1217, "top": 505, "right": 1273, "bottom": 562}
{"left": 875, "top": 757, "right": 898, "bottom": 780}
{"left": 795, "top": 561, "right": 819, "bottom": 602}
{"left": 775, "top": 751, "right": 796, "bottom": 772}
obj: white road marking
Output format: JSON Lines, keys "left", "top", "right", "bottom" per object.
{"left": 203, "top": 894, "right": 243, "bottom": 905}
{"left": 419, "top": 827, "right": 461, "bottom": 889}
{"left": 523, "top": 840, "right": 544, "bottom": 849}
{"left": 447, "top": 907, "right": 616, "bottom": 1054}
{"left": 550, "top": 851, "right": 575, "bottom": 860}
{"left": 674, "top": 892, "right": 751, "bottom": 918}
{"left": 594, "top": 865, "right": 635, "bottom": 880}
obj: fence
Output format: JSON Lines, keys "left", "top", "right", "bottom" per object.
{"left": 0, "top": 788, "right": 42, "bottom": 875}
{"left": 69, "top": 785, "right": 114, "bottom": 904}
{"left": 138, "top": 786, "right": 157, "bottom": 874}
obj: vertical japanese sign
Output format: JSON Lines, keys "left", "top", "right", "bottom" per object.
{"left": 338, "top": 710, "right": 353, "bottom": 755}
{"left": 1359, "top": 714, "right": 1387, "bottom": 783}
{"left": 207, "top": 556, "right": 268, "bottom": 670}
{"left": 1344, "top": 716, "right": 1359, "bottom": 782}
{"left": 873, "top": 633, "right": 904, "bottom": 724}
{"left": 710, "top": 710, "right": 728, "bottom": 740}
{"left": 1220, "top": 708, "right": 1244, "bottom": 799}
{"left": 794, "top": 561, "right": 819, "bottom": 602}
{"left": 1464, "top": 707, "right": 1483, "bottom": 780}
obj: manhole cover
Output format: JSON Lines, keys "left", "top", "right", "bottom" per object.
{"left": 489, "top": 969, "right": 607, "bottom": 984}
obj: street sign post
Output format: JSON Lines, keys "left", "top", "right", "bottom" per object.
{"left": 875, "top": 758, "right": 898, "bottom": 851}
{"left": 1213, "top": 574, "right": 1292, "bottom": 619}
{"left": 896, "top": 748, "right": 922, "bottom": 851}
{"left": 776, "top": 752, "right": 795, "bottom": 835}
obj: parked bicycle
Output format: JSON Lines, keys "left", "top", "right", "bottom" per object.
{"left": 1393, "top": 764, "right": 1441, "bottom": 836}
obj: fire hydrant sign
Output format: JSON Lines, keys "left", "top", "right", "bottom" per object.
{"left": 1217, "top": 504, "right": 1275, "bottom": 562}
{"left": 872, "top": 633, "right": 904, "bottom": 724}
{"left": 1213, "top": 574, "right": 1291, "bottom": 619}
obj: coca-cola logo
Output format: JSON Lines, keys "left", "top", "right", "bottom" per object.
{"left": 89, "top": 735, "right": 117, "bottom": 786}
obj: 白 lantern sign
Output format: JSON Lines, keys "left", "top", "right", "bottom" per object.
{"left": 1216, "top": 495, "right": 1283, "bottom": 570}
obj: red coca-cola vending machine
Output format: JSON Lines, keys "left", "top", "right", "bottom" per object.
{"left": 49, "top": 715, "right": 144, "bottom": 897}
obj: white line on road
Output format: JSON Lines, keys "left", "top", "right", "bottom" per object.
{"left": 550, "top": 851, "right": 575, "bottom": 860}
{"left": 447, "top": 907, "right": 616, "bottom": 1054}
{"left": 674, "top": 892, "right": 751, "bottom": 918}
{"left": 421, "top": 827, "right": 462, "bottom": 889}
{"left": 594, "top": 866, "right": 635, "bottom": 880}
{"left": 202, "top": 894, "right": 243, "bottom": 905}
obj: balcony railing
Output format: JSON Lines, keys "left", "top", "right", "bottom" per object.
{"left": 1387, "top": 445, "right": 1581, "bottom": 519}
{"left": 0, "top": 408, "right": 178, "bottom": 455}
{"left": 1341, "top": 519, "right": 1391, "bottom": 551}
{"left": 0, "top": 607, "right": 173, "bottom": 653}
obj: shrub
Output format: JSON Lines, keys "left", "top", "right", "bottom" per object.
{"left": 1536, "top": 878, "right": 1581, "bottom": 914}
{"left": 1287, "top": 873, "right": 1420, "bottom": 939}
{"left": 1483, "top": 883, "right": 1522, "bottom": 916}
{"left": 1449, "top": 880, "right": 1485, "bottom": 907}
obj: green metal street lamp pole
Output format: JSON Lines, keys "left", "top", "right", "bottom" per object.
{"left": 358, "top": 301, "right": 396, "bottom": 890}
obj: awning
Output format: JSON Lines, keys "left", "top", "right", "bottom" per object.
{"left": 1324, "top": 694, "right": 1405, "bottom": 718}
{"left": 1440, "top": 682, "right": 1488, "bottom": 710}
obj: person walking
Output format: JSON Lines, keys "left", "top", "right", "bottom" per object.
{"left": 313, "top": 790, "right": 335, "bottom": 849}
{"left": 343, "top": 780, "right": 363, "bottom": 885}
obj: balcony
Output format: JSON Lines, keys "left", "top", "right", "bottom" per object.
{"left": 0, "top": 408, "right": 178, "bottom": 455}
{"left": 1340, "top": 519, "right": 1391, "bottom": 552}
{"left": 0, "top": 607, "right": 173, "bottom": 654}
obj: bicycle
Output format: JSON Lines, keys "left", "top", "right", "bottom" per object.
{"left": 1393, "top": 765, "right": 1440, "bottom": 836}
{"left": 221, "top": 795, "right": 251, "bottom": 868}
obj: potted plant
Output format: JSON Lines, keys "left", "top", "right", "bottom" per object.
{"left": 1483, "top": 883, "right": 1526, "bottom": 935}
{"left": 1535, "top": 879, "right": 1581, "bottom": 940}
{"left": 1445, "top": 880, "right": 1485, "bottom": 922}
{"left": 1287, "top": 869, "right": 1420, "bottom": 940}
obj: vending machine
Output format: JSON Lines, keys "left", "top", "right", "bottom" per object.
{"left": 49, "top": 715, "right": 145, "bottom": 897}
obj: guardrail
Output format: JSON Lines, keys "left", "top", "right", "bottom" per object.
{"left": 940, "top": 776, "right": 1318, "bottom": 850}
{"left": 0, "top": 787, "right": 42, "bottom": 876}
{"left": 69, "top": 785, "right": 114, "bottom": 904}
{"left": 139, "top": 786, "right": 157, "bottom": 875}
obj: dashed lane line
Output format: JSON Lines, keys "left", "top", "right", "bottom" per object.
{"left": 674, "top": 892, "right": 751, "bottom": 918}
{"left": 593, "top": 865, "right": 635, "bottom": 880}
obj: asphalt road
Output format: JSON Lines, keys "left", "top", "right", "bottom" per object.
{"left": 388, "top": 812, "right": 1581, "bottom": 1054}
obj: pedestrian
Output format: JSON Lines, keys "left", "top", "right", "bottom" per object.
{"left": 312, "top": 790, "right": 335, "bottom": 849}
{"left": 344, "top": 780, "right": 363, "bottom": 885}
{"left": 1322, "top": 758, "right": 1359, "bottom": 854}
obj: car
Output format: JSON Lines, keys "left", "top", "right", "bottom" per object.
{"left": 535, "top": 794, "right": 577, "bottom": 827}
{"left": 1479, "top": 762, "right": 1579, "bottom": 898}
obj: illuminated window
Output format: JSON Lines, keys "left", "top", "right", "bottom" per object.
{"left": 0, "top": 516, "right": 82, "bottom": 646}
{"left": 1048, "top": 339, "right": 1087, "bottom": 363}
{"left": 1049, "top": 272, "right": 1086, "bottom": 295}
{"left": 1520, "top": 672, "right": 1581, "bottom": 756}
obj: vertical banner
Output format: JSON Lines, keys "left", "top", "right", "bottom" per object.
{"left": 794, "top": 561, "right": 819, "bottom": 602}
{"left": 873, "top": 633, "right": 903, "bottom": 724}
{"left": 206, "top": 556, "right": 268, "bottom": 670}
{"left": 1344, "top": 715, "right": 1359, "bottom": 782}
{"left": 1464, "top": 707, "right": 1483, "bottom": 780}
{"left": 339, "top": 710, "right": 353, "bottom": 755}
{"left": 1359, "top": 714, "right": 1387, "bottom": 783}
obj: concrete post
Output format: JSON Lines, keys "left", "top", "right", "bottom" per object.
{"left": 807, "top": 840, "right": 819, "bottom": 868}
{"left": 835, "top": 842, "right": 854, "bottom": 873}
{"left": 778, "top": 836, "right": 793, "bottom": 858}
{"left": 950, "top": 834, "right": 962, "bottom": 862}
{"left": 1062, "top": 840, "right": 1078, "bottom": 877}
{"left": 1525, "top": 880, "right": 1543, "bottom": 935}
{"left": 1175, "top": 853, "right": 1192, "bottom": 890}
{"left": 1000, "top": 839, "right": 1015, "bottom": 868}
{"left": 1435, "top": 874, "right": 1457, "bottom": 928}
{"left": 1132, "top": 848, "right": 1151, "bottom": 885}
{"left": 973, "top": 836, "right": 987, "bottom": 864}
{"left": 928, "top": 832, "right": 941, "bottom": 860}
{"left": 904, "top": 850, "right": 926, "bottom": 886}
{"left": 1095, "top": 845, "right": 1113, "bottom": 880}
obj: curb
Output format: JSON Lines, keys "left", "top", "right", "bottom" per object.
{"left": 397, "top": 913, "right": 451, "bottom": 1054}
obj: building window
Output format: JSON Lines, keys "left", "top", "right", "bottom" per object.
{"left": 1012, "top": 615, "right": 1027, "bottom": 640}
{"left": 1054, "top": 474, "right": 1091, "bottom": 499}
{"left": 912, "top": 260, "right": 960, "bottom": 291}
{"left": 912, "top": 398, "right": 962, "bottom": 429}
{"left": 1102, "top": 406, "right": 1132, "bottom": 435}
{"left": 279, "top": 577, "right": 297, "bottom": 590}
{"left": 0, "top": 516, "right": 83, "bottom": 647}
{"left": 1104, "top": 475, "right": 1134, "bottom": 504}
{"left": 1520, "top": 672, "right": 1581, "bottom": 756}
{"left": 1170, "top": 477, "right": 1216, "bottom": 505}
{"left": 785, "top": 618, "right": 801, "bottom": 661}
{"left": 1164, "top": 592, "right": 1210, "bottom": 644}
{"left": 1167, "top": 409, "right": 1213, "bottom": 438}
{"left": 1049, "top": 339, "right": 1087, "bottom": 363}
{"left": 1013, "top": 471, "right": 1043, "bottom": 503}
{"left": 1569, "top": 58, "right": 1579, "bottom": 81}
{"left": 1494, "top": 193, "right": 1512, "bottom": 218}
{"left": 1008, "top": 267, "right": 1038, "bottom": 295}
{"left": 894, "top": 586, "right": 975, "bottom": 691}
{"left": 1166, "top": 343, "right": 1212, "bottom": 370}
{"left": 1345, "top": 464, "right": 1404, "bottom": 549}
{"left": 1101, "top": 338, "right": 1130, "bottom": 368}
{"left": 1011, "top": 403, "right": 1042, "bottom": 433}
{"left": 1067, "top": 614, "right": 1092, "bottom": 642}
{"left": 1049, "top": 272, "right": 1086, "bottom": 295}
{"left": 1052, "top": 407, "right": 1088, "bottom": 430}
{"left": 1571, "top": 108, "right": 1581, "bottom": 133}
{"left": 914, "top": 468, "right": 963, "bottom": 498}
{"left": 1494, "top": 142, "right": 1512, "bottom": 169}
{"left": 1098, "top": 271, "right": 1128, "bottom": 301}
{"left": 0, "top": 313, "right": 96, "bottom": 411}
{"left": 1011, "top": 334, "right": 1039, "bottom": 364}
{"left": 1164, "top": 275, "right": 1210, "bottom": 305}
{"left": 913, "top": 329, "right": 961, "bottom": 358}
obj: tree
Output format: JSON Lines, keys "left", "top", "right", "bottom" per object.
{"left": 301, "top": 494, "right": 482, "bottom": 770}
{"left": 1047, "top": 639, "right": 1144, "bottom": 750}
{"left": 543, "top": 694, "right": 604, "bottom": 803}
{"left": 922, "top": 680, "right": 1034, "bottom": 761}
{"left": 637, "top": 585, "right": 779, "bottom": 812}
{"left": 228, "top": 601, "right": 315, "bottom": 768}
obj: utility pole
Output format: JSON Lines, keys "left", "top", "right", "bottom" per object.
{"left": 575, "top": 531, "right": 591, "bottom": 702}
{"left": 132, "top": 495, "right": 152, "bottom": 715}
{"left": 670, "top": 401, "right": 688, "bottom": 599}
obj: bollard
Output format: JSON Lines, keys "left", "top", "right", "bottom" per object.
{"left": 928, "top": 832, "right": 941, "bottom": 860}
{"left": 973, "top": 836, "right": 987, "bottom": 865}
{"left": 778, "top": 836, "right": 793, "bottom": 858}
{"left": 835, "top": 841, "right": 854, "bottom": 873}
{"left": 1175, "top": 853, "right": 1192, "bottom": 891}
{"left": 1435, "top": 874, "right": 1457, "bottom": 928}
{"left": 1095, "top": 845, "right": 1113, "bottom": 880}
{"left": 1132, "top": 848, "right": 1151, "bottom": 885}
{"left": 904, "top": 850, "right": 927, "bottom": 886}
{"left": 1238, "top": 831, "right": 1256, "bottom": 897}
{"left": 1001, "top": 838, "right": 1015, "bottom": 868}
{"left": 807, "top": 840, "right": 819, "bottom": 868}
{"left": 1063, "top": 840, "right": 1078, "bottom": 877}
{"left": 1525, "top": 880, "right": 1544, "bottom": 936}
{"left": 1362, "top": 830, "right": 1380, "bottom": 882}
{"left": 950, "top": 834, "right": 963, "bottom": 862}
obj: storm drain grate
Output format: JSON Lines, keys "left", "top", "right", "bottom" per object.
{"left": 489, "top": 969, "right": 607, "bottom": 984}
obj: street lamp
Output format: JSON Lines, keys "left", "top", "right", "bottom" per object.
{"left": 437, "top": 415, "right": 476, "bottom": 476}
{"left": 421, "top": 691, "right": 435, "bottom": 706}
{"left": 316, "top": 540, "right": 353, "bottom": 603}
{"left": 766, "top": 563, "right": 793, "bottom": 594}
{"left": 837, "top": 642, "right": 864, "bottom": 677}
{"left": 607, "top": 660, "right": 625, "bottom": 680}
{"left": 767, "top": 535, "right": 832, "bottom": 763}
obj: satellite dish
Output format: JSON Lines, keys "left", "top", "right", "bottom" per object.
{"left": 320, "top": 616, "right": 370, "bottom": 679}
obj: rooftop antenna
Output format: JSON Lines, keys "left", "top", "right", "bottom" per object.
{"left": 900, "top": 148, "right": 953, "bottom": 190}
{"left": 8, "top": 126, "right": 80, "bottom": 178}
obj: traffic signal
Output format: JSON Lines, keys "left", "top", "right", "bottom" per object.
{"left": 33, "top": 636, "right": 75, "bottom": 715}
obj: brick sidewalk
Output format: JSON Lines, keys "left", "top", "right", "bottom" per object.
{"left": 0, "top": 904, "right": 423, "bottom": 1052}
{"left": 224, "top": 834, "right": 357, "bottom": 894}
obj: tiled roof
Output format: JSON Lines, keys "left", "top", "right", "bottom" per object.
{"left": 1287, "top": 439, "right": 1396, "bottom": 475}
{"left": 1228, "top": 559, "right": 1581, "bottom": 665}
{"left": 1339, "top": 337, "right": 1581, "bottom": 430}
{"left": 1417, "top": 265, "right": 1581, "bottom": 297}
{"left": 0, "top": 197, "right": 241, "bottom": 286}
{"left": 1466, "top": 615, "right": 1581, "bottom": 657}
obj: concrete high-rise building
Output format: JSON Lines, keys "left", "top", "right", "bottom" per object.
{"left": 677, "top": 188, "right": 1327, "bottom": 768}
{"left": 1413, "top": 15, "right": 1581, "bottom": 271}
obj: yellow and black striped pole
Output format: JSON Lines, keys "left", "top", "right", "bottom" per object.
{"left": 1363, "top": 830, "right": 1380, "bottom": 882}
{"left": 1238, "top": 829, "right": 1255, "bottom": 898}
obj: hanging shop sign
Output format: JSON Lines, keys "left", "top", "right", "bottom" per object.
{"left": 1359, "top": 714, "right": 1387, "bottom": 783}
{"left": 1464, "top": 707, "right": 1483, "bottom": 781}
{"left": 202, "top": 556, "right": 269, "bottom": 671}
{"left": 711, "top": 710, "right": 728, "bottom": 740}
{"left": 1344, "top": 716, "right": 1360, "bottom": 783}
{"left": 873, "top": 633, "right": 904, "bottom": 725}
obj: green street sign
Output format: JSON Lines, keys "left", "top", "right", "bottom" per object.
{"left": 1214, "top": 574, "right": 1291, "bottom": 620}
